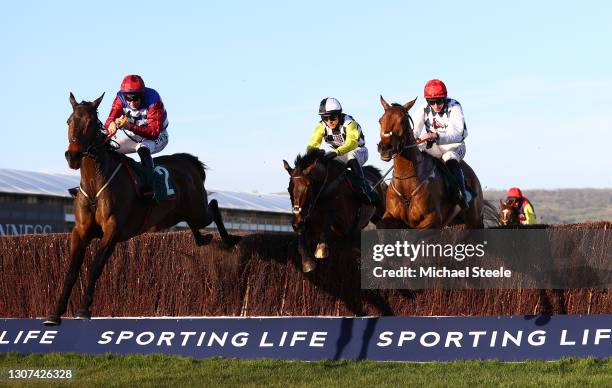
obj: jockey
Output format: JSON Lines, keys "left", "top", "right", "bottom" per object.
{"left": 306, "top": 97, "right": 377, "bottom": 204}
{"left": 412, "top": 79, "right": 469, "bottom": 208}
{"left": 105, "top": 75, "right": 169, "bottom": 199}
{"left": 506, "top": 187, "right": 536, "bottom": 224}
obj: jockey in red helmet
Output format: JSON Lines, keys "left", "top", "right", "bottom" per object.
{"left": 412, "top": 79, "right": 469, "bottom": 208}
{"left": 506, "top": 187, "right": 536, "bottom": 224}
{"left": 105, "top": 75, "right": 169, "bottom": 199}
{"left": 306, "top": 97, "right": 377, "bottom": 204}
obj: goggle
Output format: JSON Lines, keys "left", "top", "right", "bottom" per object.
{"left": 124, "top": 93, "right": 142, "bottom": 102}
{"left": 321, "top": 114, "right": 339, "bottom": 122}
{"left": 426, "top": 98, "right": 445, "bottom": 105}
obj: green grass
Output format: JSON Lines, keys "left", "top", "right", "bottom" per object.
{"left": 0, "top": 353, "right": 610, "bottom": 387}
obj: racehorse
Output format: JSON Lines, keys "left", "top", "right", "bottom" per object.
{"left": 44, "top": 93, "right": 240, "bottom": 326}
{"left": 376, "top": 96, "right": 483, "bottom": 229}
{"left": 499, "top": 199, "right": 521, "bottom": 226}
{"left": 283, "top": 149, "right": 386, "bottom": 272}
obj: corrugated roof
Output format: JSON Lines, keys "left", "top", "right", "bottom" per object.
{"left": 0, "top": 168, "right": 291, "bottom": 214}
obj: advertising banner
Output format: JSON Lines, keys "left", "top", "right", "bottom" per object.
{"left": 1, "top": 315, "right": 610, "bottom": 361}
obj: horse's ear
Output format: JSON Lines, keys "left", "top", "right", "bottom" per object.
{"left": 403, "top": 97, "right": 418, "bottom": 111}
{"left": 92, "top": 93, "right": 105, "bottom": 109}
{"left": 499, "top": 199, "right": 504, "bottom": 207}
{"left": 69, "top": 92, "right": 78, "bottom": 109}
{"left": 283, "top": 160, "right": 293, "bottom": 174}
{"left": 380, "top": 95, "right": 391, "bottom": 110}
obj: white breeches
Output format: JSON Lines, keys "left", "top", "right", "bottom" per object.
{"left": 116, "top": 130, "right": 169, "bottom": 155}
{"left": 419, "top": 141, "right": 466, "bottom": 162}
{"left": 335, "top": 146, "right": 369, "bottom": 166}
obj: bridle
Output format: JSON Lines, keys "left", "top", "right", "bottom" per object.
{"left": 71, "top": 110, "right": 122, "bottom": 209}
{"left": 290, "top": 161, "right": 331, "bottom": 227}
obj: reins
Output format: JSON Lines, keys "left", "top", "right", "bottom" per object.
{"left": 78, "top": 119, "right": 122, "bottom": 209}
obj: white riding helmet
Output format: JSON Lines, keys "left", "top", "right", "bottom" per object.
{"left": 319, "top": 97, "right": 342, "bottom": 116}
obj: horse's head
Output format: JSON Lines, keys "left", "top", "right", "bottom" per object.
{"left": 377, "top": 95, "right": 417, "bottom": 162}
{"left": 283, "top": 149, "right": 329, "bottom": 231}
{"left": 499, "top": 199, "right": 520, "bottom": 226}
{"left": 65, "top": 92, "right": 105, "bottom": 170}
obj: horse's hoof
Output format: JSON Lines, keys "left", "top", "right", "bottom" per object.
{"left": 222, "top": 235, "right": 242, "bottom": 249}
{"left": 75, "top": 309, "right": 91, "bottom": 320}
{"left": 196, "top": 233, "right": 213, "bottom": 246}
{"left": 314, "top": 243, "right": 329, "bottom": 260}
{"left": 302, "top": 258, "right": 317, "bottom": 273}
{"left": 43, "top": 316, "right": 61, "bottom": 326}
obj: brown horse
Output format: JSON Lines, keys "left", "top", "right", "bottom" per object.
{"left": 283, "top": 149, "right": 386, "bottom": 272}
{"left": 44, "top": 93, "right": 240, "bottom": 326}
{"left": 499, "top": 199, "right": 521, "bottom": 226}
{"left": 376, "top": 96, "right": 483, "bottom": 229}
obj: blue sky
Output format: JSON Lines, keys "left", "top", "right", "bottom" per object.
{"left": 0, "top": 1, "right": 610, "bottom": 192}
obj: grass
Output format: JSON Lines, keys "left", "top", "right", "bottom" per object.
{"left": 0, "top": 353, "right": 611, "bottom": 387}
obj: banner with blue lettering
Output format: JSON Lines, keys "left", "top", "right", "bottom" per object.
{"left": 1, "top": 315, "right": 610, "bottom": 361}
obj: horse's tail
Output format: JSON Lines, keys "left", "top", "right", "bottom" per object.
{"left": 483, "top": 199, "right": 500, "bottom": 227}
{"left": 364, "top": 165, "right": 387, "bottom": 224}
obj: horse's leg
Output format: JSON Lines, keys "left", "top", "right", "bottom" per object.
{"left": 44, "top": 230, "right": 90, "bottom": 326}
{"left": 75, "top": 227, "right": 118, "bottom": 319}
{"left": 376, "top": 215, "right": 406, "bottom": 229}
{"left": 297, "top": 230, "right": 316, "bottom": 272}
{"left": 187, "top": 222, "right": 213, "bottom": 246}
{"left": 314, "top": 209, "right": 335, "bottom": 260}
{"left": 208, "top": 199, "right": 241, "bottom": 248}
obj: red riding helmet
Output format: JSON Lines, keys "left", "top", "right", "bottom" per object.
{"left": 424, "top": 79, "right": 448, "bottom": 99}
{"left": 121, "top": 75, "right": 145, "bottom": 93}
{"left": 507, "top": 187, "right": 523, "bottom": 198}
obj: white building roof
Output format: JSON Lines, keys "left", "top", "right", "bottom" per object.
{"left": 0, "top": 168, "right": 291, "bottom": 214}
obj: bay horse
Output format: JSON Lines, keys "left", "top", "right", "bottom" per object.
{"left": 283, "top": 149, "right": 386, "bottom": 272}
{"left": 44, "top": 93, "right": 240, "bottom": 326}
{"left": 376, "top": 96, "right": 483, "bottom": 229}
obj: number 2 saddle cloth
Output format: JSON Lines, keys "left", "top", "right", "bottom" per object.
{"left": 120, "top": 156, "right": 177, "bottom": 202}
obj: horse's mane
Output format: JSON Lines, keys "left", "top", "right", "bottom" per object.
{"left": 294, "top": 148, "right": 325, "bottom": 171}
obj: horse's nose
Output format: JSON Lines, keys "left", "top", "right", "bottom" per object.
{"left": 292, "top": 205, "right": 301, "bottom": 215}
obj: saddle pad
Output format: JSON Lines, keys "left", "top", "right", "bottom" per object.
{"left": 123, "top": 157, "right": 177, "bottom": 201}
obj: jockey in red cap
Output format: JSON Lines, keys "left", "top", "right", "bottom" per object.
{"left": 412, "top": 79, "right": 470, "bottom": 208}
{"left": 506, "top": 187, "right": 536, "bottom": 224}
{"left": 105, "top": 75, "right": 169, "bottom": 199}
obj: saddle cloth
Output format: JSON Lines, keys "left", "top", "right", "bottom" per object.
{"left": 121, "top": 157, "right": 177, "bottom": 201}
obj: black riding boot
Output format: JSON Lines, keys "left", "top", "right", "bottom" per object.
{"left": 446, "top": 159, "right": 468, "bottom": 209}
{"left": 137, "top": 147, "right": 155, "bottom": 200}
{"left": 348, "top": 159, "right": 376, "bottom": 205}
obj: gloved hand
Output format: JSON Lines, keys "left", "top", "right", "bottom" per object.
{"left": 324, "top": 151, "right": 338, "bottom": 160}
{"left": 115, "top": 115, "right": 129, "bottom": 129}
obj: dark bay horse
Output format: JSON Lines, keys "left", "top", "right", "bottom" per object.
{"left": 283, "top": 149, "right": 386, "bottom": 272}
{"left": 44, "top": 93, "right": 240, "bottom": 326}
{"left": 376, "top": 96, "right": 483, "bottom": 229}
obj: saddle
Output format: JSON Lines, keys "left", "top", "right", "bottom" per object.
{"left": 432, "top": 158, "right": 474, "bottom": 205}
{"left": 120, "top": 156, "right": 177, "bottom": 202}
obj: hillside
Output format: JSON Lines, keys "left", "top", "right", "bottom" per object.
{"left": 483, "top": 188, "right": 612, "bottom": 224}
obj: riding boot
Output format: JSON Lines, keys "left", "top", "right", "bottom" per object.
{"left": 137, "top": 147, "right": 155, "bottom": 200}
{"left": 446, "top": 159, "right": 468, "bottom": 209}
{"left": 348, "top": 159, "right": 376, "bottom": 205}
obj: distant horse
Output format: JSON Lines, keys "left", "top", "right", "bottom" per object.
{"left": 44, "top": 93, "right": 240, "bottom": 326}
{"left": 376, "top": 96, "right": 483, "bottom": 228}
{"left": 283, "top": 149, "right": 386, "bottom": 272}
{"left": 499, "top": 199, "right": 521, "bottom": 226}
